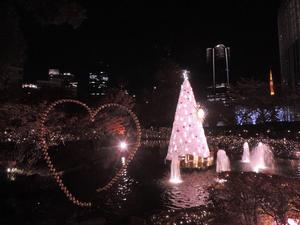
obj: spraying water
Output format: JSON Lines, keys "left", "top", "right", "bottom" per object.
{"left": 242, "top": 142, "right": 250, "bottom": 163}
{"left": 170, "top": 154, "right": 182, "bottom": 184}
{"left": 216, "top": 150, "right": 231, "bottom": 173}
{"left": 250, "top": 142, "right": 274, "bottom": 173}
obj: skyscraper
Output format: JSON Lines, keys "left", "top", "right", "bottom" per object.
{"left": 88, "top": 71, "right": 109, "bottom": 96}
{"left": 206, "top": 44, "right": 231, "bottom": 90}
{"left": 278, "top": 0, "right": 300, "bottom": 91}
{"left": 206, "top": 44, "right": 231, "bottom": 106}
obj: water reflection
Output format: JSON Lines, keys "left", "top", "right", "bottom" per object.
{"left": 1, "top": 141, "right": 299, "bottom": 225}
{"left": 101, "top": 168, "right": 137, "bottom": 211}
{"left": 114, "top": 169, "right": 136, "bottom": 205}
{"left": 100, "top": 143, "right": 300, "bottom": 214}
{"left": 160, "top": 170, "right": 215, "bottom": 209}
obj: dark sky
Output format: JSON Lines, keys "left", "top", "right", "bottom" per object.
{"left": 25, "top": 0, "right": 281, "bottom": 94}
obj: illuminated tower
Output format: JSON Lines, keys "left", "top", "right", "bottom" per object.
{"left": 269, "top": 69, "right": 275, "bottom": 96}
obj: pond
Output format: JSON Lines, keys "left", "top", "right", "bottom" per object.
{"left": 1, "top": 143, "right": 299, "bottom": 224}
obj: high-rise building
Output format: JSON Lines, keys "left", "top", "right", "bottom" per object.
{"left": 21, "top": 83, "right": 39, "bottom": 95}
{"left": 48, "top": 69, "right": 60, "bottom": 78}
{"left": 48, "top": 69, "right": 78, "bottom": 96}
{"left": 278, "top": 0, "right": 300, "bottom": 91}
{"left": 206, "top": 83, "right": 231, "bottom": 106}
{"left": 88, "top": 71, "right": 109, "bottom": 96}
{"left": 206, "top": 44, "right": 231, "bottom": 89}
{"left": 48, "top": 69, "right": 75, "bottom": 85}
{"left": 30, "top": 69, "right": 78, "bottom": 98}
{"left": 206, "top": 44, "right": 231, "bottom": 106}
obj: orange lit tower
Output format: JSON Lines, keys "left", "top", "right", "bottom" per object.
{"left": 269, "top": 69, "right": 275, "bottom": 96}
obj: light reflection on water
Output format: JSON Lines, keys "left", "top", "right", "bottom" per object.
{"left": 2, "top": 142, "right": 299, "bottom": 224}
{"left": 115, "top": 169, "right": 136, "bottom": 203}
{"left": 102, "top": 168, "right": 216, "bottom": 212}
{"left": 101, "top": 145, "right": 300, "bottom": 213}
{"left": 4, "top": 142, "right": 299, "bottom": 214}
{"left": 160, "top": 170, "right": 215, "bottom": 209}
{"left": 102, "top": 169, "right": 138, "bottom": 211}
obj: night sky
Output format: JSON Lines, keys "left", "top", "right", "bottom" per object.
{"left": 24, "top": 0, "right": 281, "bottom": 94}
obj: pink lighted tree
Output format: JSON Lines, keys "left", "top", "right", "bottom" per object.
{"left": 167, "top": 71, "right": 210, "bottom": 161}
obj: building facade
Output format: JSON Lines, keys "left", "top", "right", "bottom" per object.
{"left": 88, "top": 71, "right": 109, "bottom": 96}
{"left": 278, "top": 0, "right": 300, "bottom": 91}
{"left": 206, "top": 44, "right": 231, "bottom": 106}
{"left": 206, "top": 83, "right": 231, "bottom": 106}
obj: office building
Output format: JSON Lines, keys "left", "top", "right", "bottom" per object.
{"left": 278, "top": 0, "right": 300, "bottom": 91}
{"left": 206, "top": 44, "right": 231, "bottom": 106}
{"left": 88, "top": 71, "right": 109, "bottom": 96}
{"left": 206, "top": 83, "right": 231, "bottom": 106}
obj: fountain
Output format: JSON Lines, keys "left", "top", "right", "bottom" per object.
{"left": 241, "top": 142, "right": 250, "bottom": 163}
{"left": 167, "top": 71, "right": 210, "bottom": 183}
{"left": 169, "top": 154, "right": 182, "bottom": 184}
{"left": 250, "top": 142, "right": 274, "bottom": 173}
{"left": 216, "top": 150, "right": 231, "bottom": 173}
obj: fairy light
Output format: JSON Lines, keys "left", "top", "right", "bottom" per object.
{"left": 182, "top": 70, "right": 189, "bottom": 80}
{"left": 39, "top": 99, "right": 141, "bottom": 207}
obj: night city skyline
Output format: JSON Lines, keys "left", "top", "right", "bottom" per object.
{"left": 24, "top": 0, "right": 281, "bottom": 94}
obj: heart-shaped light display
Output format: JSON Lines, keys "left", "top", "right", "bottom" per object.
{"left": 38, "top": 99, "right": 141, "bottom": 207}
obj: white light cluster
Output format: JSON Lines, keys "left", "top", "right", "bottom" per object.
{"left": 7, "top": 167, "right": 18, "bottom": 173}
{"left": 22, "top": 83, "right": 38, "bottom": 89}
{"left": 288, "top": 218, "right": 299, "bottom": 225}
{"left": 167, "top": 71, "right": 210, "bottom": 161}
{"left": 119, "top": 141, "right": 127, "bottom": 151}
{"left": 169, "top": 177, "right": 182, "bottom": 184}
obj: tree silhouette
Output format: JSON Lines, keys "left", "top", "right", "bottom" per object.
{"left": 0, "top": 0, "right": 86, "bottom": 95}
{"left": 209, "top": 172, "right": 300, "bottom": 225}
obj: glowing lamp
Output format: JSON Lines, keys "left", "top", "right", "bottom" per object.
{"left": 119, "top": 141, "right": 127, "bottom": 151}
{"left": 216, "top": 178, "right": 227, "bottom": 184}
{"left": 197, "top": 108, "right": 205, "bottom": 120}
{"left": 287, "top": 218, "right": 299, "bottom": 225}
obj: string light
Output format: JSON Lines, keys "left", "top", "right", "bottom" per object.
{"left": 38, "top": 99, "right": 142, "bottom": 207}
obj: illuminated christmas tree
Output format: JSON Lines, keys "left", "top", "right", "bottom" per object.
{"left": 167, "top": 70, "right": 210, "bottom": 181}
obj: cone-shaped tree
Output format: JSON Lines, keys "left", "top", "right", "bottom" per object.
{"left": 167, "top": 71, "right": 210, "bottom": 160}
